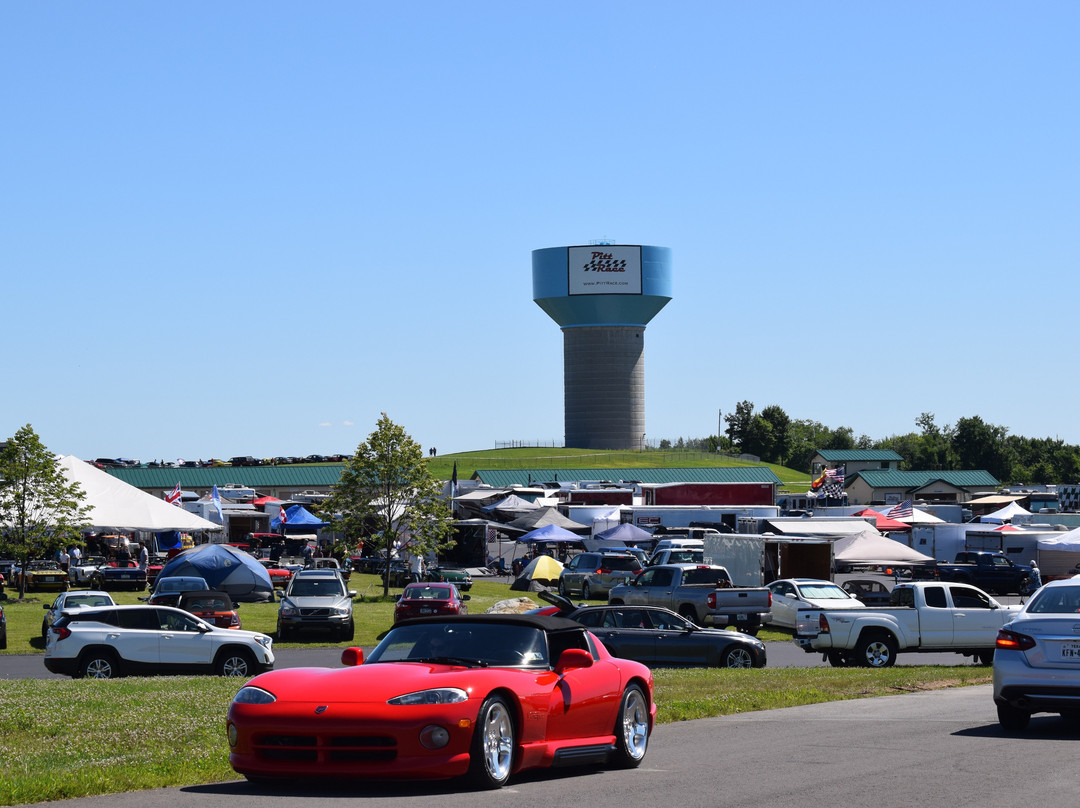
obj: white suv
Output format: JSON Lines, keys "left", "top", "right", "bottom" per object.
{"left": 44, "top": 604, "right": 274, "bottom": 679}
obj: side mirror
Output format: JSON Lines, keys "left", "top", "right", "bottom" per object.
{"left": 462, "top": 594, "right": 471, "bottom": 601}
{"left": 43, "top": 603, "right": 50, "bottom": 610}
{"left": 555, "top": 648, "right": 593, "bottom": 675}
{"left": 341, "top": 647, "right": 365, "bottom": 666}
{"left": 348, "top": 590, "right": 358, "bottom": 598}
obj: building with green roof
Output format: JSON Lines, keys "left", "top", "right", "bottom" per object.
{"left": 844, "top": 469, "right": 998, "bottom": 506}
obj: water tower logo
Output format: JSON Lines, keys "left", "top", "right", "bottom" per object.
{"left": 568, "top": 245, "right": 642, "bottom": 294}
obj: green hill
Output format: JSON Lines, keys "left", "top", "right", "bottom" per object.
{"left": 426, "top": 447, "right": 810, "bottom": 489}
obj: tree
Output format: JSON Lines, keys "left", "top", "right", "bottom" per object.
{"left": 758, "top": 404, "right": 792, "bottom": 464}
{"left": 324, "top": 414, "right": 454, "bottom": 597}
{"left": 724, "top": 400, "right": 755, "bottom": 449}
{"left": 0, "top": 424, "right": 89, "bottom": 599}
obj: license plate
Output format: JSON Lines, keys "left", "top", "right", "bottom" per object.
{"left": 1059, "top": 641, "right": 1080, "bottom": 660}
{"left": 737, "top": 613, "right": 747, "bottom": 621}
{"left": 420, "top": 608, "right": 433, "bottom": 614}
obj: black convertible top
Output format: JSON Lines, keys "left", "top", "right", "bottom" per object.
{"left": 392, "top": 613, "right": 586, "bottom": 635}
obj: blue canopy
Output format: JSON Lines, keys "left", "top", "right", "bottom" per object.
{"left": 271, "top": 504, "right": 329, "bottom": 530}
{"left": 594, "top": 522, "right": 654, "bottom": 544}
{"left": 157, "top": 544, "right": 273, "bottom": 602}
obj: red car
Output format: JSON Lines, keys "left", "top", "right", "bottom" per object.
{"left": 258, "top": 560, "right": 293, "bottom": 589}
{"left": 393, "top": 583, "right": 469, "bottom": 623}
{"left": 177, "top": 590, "right": 241, "bottom": 629}
{"left": 227, "top": 614, "right": 655, "bottom": 789}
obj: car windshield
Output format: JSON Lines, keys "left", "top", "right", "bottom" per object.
{"left": 289, "top": 578, "right": 344, "bottom": 597}
{"left": 64, "top": 596, "right": 112, "bottom": 608}
{"left": 1026, "top": 586, "right": 1080, "bottom": 614}
{"left": 799, "top": 584, "right": 851, "bottom": 600}
{"left": 403, "top": 586, "right": 452, "bottom": 600}
{"left": 369, "top": 623, "right": 549, "bottom": 668}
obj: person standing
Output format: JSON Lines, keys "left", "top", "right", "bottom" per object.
{"left": 58, "top": 548, "right": 70, "bottom": 573}
{"left": 138, "top": 543, "right": 149, "bottom": 570}
{"left": 1029, "top": 560, "right": 1043, "bottom": 593}
{"left": 409, "top": 550, "right": 426, "bottom": 584}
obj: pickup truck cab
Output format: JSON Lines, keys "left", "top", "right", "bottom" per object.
{"left": 608, "top": 563, "right": 772, "bottom": 635}
{"left": 795, "top": 581, "right": 1020, "bottom": 667}
{"left": 934, "top": 552, "right": 1032, "bottom": 595}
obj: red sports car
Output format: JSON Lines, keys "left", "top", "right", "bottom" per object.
{"left": 393, "top": 583, "right": 469, "bottom": 623}
{"left": 227, "top": 614, "right": 655, "bottom": 789}
{"left": 258, "top": 560, "right": 293, "bottom": 589}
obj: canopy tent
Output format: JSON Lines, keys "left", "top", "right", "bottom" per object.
{"left": 517, "top": 524, "right": 581, "bottom": 544}
{"left": 1036, "top": 530, "right": 1080, "bottom": 579}
{"left": 590, "top": 507, "right": 625, "bottom": 535}
{"left": 832, "top": 529, "right": 935, "bottom": 566}
{"left": 894, "top": 507, "right": 945, "bottom": 525}
{"left": 509, "top": 554, "right": 564, "bottom": 591}
{"left": 271, "top": 504, "right": 328, "bottom": 531}
{"left": 57, "top": 455, "right": 220, "bottom": 532}
{"left": 252, "top": 495, "right": 283, "bottom": 506}
{"left": 481, "top": 494, "right": 541, "bottom": 517}
{"left": 157, "top": 543, "right": 274, "bottom": 602}
{"left": 505, "top": 506, "right": 589, "bottom": 533}
{"left": 851, "top": 508, "right": 911, "bottom": 532}
{"left": 594, "top": 522, "right": 654, "bottom": 545}
{"left": 983, "top": 501, "right": 1031, "bottom": 522}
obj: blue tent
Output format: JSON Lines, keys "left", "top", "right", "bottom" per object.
{"left": 517, "top": 524, "right": 581, "bottom": 544}
{"left": 271, "top": 504, "right": 329, "bottom": 531}
{"left": 157, "top": 544, "right": 274, "bottom": 602}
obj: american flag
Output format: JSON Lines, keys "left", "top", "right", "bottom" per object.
{"left": 825, "top": 465, "right": 845, "bottom": 482}
{"left": 888, "top": 500, "right": 914, "bottom": 519}
{"left": 164, "top": 482, "right": 182, "bottom": 506}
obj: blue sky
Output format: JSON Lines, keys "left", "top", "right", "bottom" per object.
{"left": 3, "top": 2, "right": 1077, "bottom": 462}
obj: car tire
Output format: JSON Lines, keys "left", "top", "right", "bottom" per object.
{"left": 216, "top": 648, "right": 256, "bottom": 677}
{"left": 720, "top": 646, "right": 755, "bottom": 668}
{"left": 612, "top": 684, "right": 649, "bottom": 768}
{"left": 468, "top": 694, "right": 515, "bottom": 789}
{"left": 976, "top": 650, "right": 995, "bottom": 666}
{"left": 277, "top": 623, "right": 291, "bottom": 642}
{"left": 997, "top": 702, "right": 1030, "bottom": 731}
{"left": 558, "top": 579, "right": 568, "bottom": 596}
{"left": 855, "top": 631, "right": 897, "bottom": 668}
{"left": 826, "top": 651, "right": 851, "bottom": 667}
{"left": 582, "top": 581, "right": 592, "bottom": 600}
{"left": 678, "top": 606, "right": 699, "bottom": 626}
{"left": 77, "top": 650, "right": 121, "bottom": 679}
{"left": 41, "top": 619, "right": 49, "bottom": 638}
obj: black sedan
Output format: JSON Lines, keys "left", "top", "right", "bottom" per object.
{"left": 538, "top": 592, "right": 766, "bottom": 669}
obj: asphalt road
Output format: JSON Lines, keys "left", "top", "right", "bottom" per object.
{"left": 9, "top": 686, "right": 1079, "bottom": 808}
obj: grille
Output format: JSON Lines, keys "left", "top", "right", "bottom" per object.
{"left": 299, "top": 608, "right": 331, "bottom": 617}
{"left": 254, "top": 733, "right": 397, "bottom": 763}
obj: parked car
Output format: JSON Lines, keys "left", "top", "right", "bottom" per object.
{"left": 539, "top": 592, "right": 766, "bottom": 668}
{"left": 258, "top": 560, "right": 294, "bottom": 588}
{"left": 394, "top": 583, "right": 469, "bottom": 623}
{"left": 177, "top": 590, "right": 242, "bottom": 629}
{"left": 766, "top": 578, "right": 865, "bottom": 629}
{"left": 88, "top": 561, "right": 147, "bottom": 592}
{"left": 841, "top": 578, "right": 893, "bottom": 607}
{"left": 558, "top": 551, "right": 643, "bottom": 599}
{"left": 41, "top": 590, "right": 116, "bottom": 637}
{"left": 15, "top": 560, "right": 69, "bottom": 593}
{"left": 276, "top": 569, "right": 356, "bottom": 642}
{"left": 428, "top": 566, "right": 474, "bottom": 591}
{"left": 146, "top": 576, "right": 211, "bottom": 607}
{"left": 993, "top": 578, "right": 1080, "bottom": 730}
{"left": 305, "top": 557, "right": 349, "bottom": 581}
{"left": 380, "top": 560, "right": 411, "bottom": 587}
{"left": 44, "top": 604, "right": 274, "bottom": 678}
{"left": 226, "top": 614, "right": 655, "bottom": 788}
{"left": 68, "top": 556, "right": 108, "bottom": 587}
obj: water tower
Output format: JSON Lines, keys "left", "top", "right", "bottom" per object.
{"left": 532, "top": 244, "right": 673, "bottom": 450}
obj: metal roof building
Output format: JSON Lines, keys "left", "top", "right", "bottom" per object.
{"left": 472, "top": 467, "right": 783, "bottom": 488}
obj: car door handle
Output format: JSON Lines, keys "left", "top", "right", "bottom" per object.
{"left": 107, "top": 633, "right": 120, "bottom": 640}
{"left": 162, "top": 633, "right": 174, "bottom": 639}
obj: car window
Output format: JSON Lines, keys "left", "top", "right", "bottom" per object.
{"left": 117, "top": 609, "right": 160, "bottom": 630}
{"left": 614, "top": 609, "right": 648, "bottom": 628}
{"left": 604, "top": 557, "right": 642, "bottom": 572}
{"left": 950, "top": 586, "right": 991, "bottom": 610}
{"left": 290, "top": 578, "right": 344, "bottom": 597}
{"left": 575, "top": 610, "right": 603, "bottom": 627}
{"left": 891, "top": 588, "right": 915, "bottom": 607}
{"left": 157, "top": 609, "right": 205, "bottom": 631}
{"left": 647, "top": 610, "right": 690, "bottom": 630}
{"left": 646, "top": 568, "right": 675, "bottom": 587}
{"left": 1027, "top": 586, "right": 1080, "bottom": 614}
{"left": 923, "top": 586, "right": 947, "bottom": 608}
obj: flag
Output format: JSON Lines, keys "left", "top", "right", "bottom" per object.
{"left": 211, "top": 484, "right": 224, "bottom": 522}
{"left": 810, "top": 469, "right": 828, "bottom": 490}
{"left": 821, "top": 480, "right": 845, "bottom": 500}
{"left": 279, "top": 506, "right": 288, "bottom": 524}
{"left": 825, "top": 465, "right": 846, "bottom": 482}
{"left": 450, "top": 462, "right": 459, "bottom": 499}
{"left": 164, "top": 482, "right": 182, "bottom": 507}
{"left": 888, "top": 500, "right": 914, "bottom": 520}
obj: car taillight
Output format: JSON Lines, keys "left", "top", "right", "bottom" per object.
{"left": 597, "top": 568, "right": 609, "bottom": 574}
{"left": 996, "top": 629, "right": 1036, "bottom": 651}
{"left": 52, "top": 626, "right": 71, "bottom": 641}
{"left": 706, "top": 592, "right": 716, "bottom": 609}
{"left": 818, "top": 614, "right": 830, "bottom": 635}
{"left": 230, "top": 613, "right": 240, "bottom": 627}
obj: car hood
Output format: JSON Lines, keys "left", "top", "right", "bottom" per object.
{"left": 284, "top": 595, "right": 350, "bottom": 609}
{"left": 244, "top": 662, "right": 549, "bottom": 704}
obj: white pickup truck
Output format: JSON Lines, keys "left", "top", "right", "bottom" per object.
{"left": 794, "top": 581, "right": 1021, "bottom": 668}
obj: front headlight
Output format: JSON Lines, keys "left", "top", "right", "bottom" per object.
{"left": 279, "top": 603, "right": 297, "bottom": 617}
{"left": 387, "top": 688, "right": 468, "bottom": 706}
{"left": 233, "top": 686, "right": 277, "bottom": 705}
{"left": 332, "top": 607, "right": 350, "bottom": 616}
{"left": 255, "top": 635, "right": 273, "bottom": 649}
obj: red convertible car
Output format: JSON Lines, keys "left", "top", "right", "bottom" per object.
{"left": 227, "top": 614, "right": 655, "bottom": 789}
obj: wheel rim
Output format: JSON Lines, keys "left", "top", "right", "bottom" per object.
{"left": 85, "top": 658, "right": 113, "bottom": 679}
{"left": 222, "top": 655, "right": 250, "bottom": 677}
{"left": 621, "top": 689, "right": 649, "bottom": 760}
{"left": 481, "top": 701, "right": 513, "bottom": 781}
{"left": 583, "top": 582, "right": 591, "bottom": 599}
{"left": 725, "top": 648, "right": 753, "bottom": 668}
{"left": 865, "top": 641, "right": 891, "bottom": 667}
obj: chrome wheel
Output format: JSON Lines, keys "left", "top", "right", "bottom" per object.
{"left": 218, "top": 651, "right": 254, "bottom": 677}
{"left": 471, "top": 696, "right": 514, "bottom": 788}
{"left": 616, "top": 685, "right": 649, "bottom": 765}
{"left": 722, "top": 647, "right": 754, "bottom": 668}
{"left": 82, "top": 656, "right": 117, "bottom": 679}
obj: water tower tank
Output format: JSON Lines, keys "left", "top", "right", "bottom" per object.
{"left": 532, "top": 245, "right": 673, "bottom": 450}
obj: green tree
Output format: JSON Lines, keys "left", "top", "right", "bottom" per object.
{"left": 324, "top": 414, "right": 453, "bottom": 597}
{"left": 951, "top": 415, "right": 1015, "bottom": 480}
{"left": 724, "top": 400, "right": 755, "bottom": 449}
{"left": 759, "top": 404, "right": 792, "bottom": 464}
{"left": 0, "top": 424, "right": 89, "bottom": 599}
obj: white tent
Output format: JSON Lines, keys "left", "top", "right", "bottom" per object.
{"left": 58, "top": 455, "right": 220, "bottom": 531}
{"left": 983, "top": 501, "right": 1031, "bottom": 522}
{"left": 1036, "top": 530, "right": 1080, "bottom": 579}
{"left": 895, "top": 507, "right": 945, "bottom": 525}
{"left": 833, "top": 529, "right": 935, "bottom": 565}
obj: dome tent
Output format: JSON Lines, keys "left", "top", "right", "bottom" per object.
{"left": 157, "top": 544, "right": 273, "bottom": 602}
